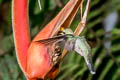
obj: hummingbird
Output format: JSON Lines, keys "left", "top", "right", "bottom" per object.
{"left": 36, "top": 28, "right": 95, "bottom": 74}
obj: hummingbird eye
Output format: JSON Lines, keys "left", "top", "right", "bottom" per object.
{"left": 57, "top": 31, "right": 65, "bottom": 35}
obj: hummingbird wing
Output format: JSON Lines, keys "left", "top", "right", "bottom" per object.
{"left": 35, "top": 35, "right": 67, "bottom": 45}
{"left": 35, "top": 34, "right": 74, "bottom": 45}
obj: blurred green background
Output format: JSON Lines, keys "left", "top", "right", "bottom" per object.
{"left": 0, "top": 0, "right": 120, "bottom": 80}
